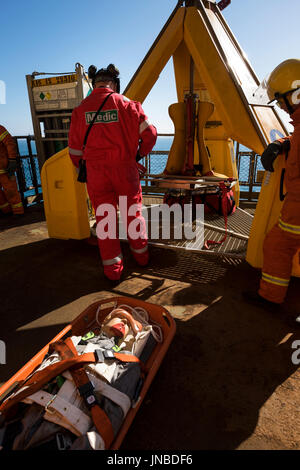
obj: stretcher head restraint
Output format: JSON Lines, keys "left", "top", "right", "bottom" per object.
{"left": 88, "top": 63, "right": 120, "bottom": 93}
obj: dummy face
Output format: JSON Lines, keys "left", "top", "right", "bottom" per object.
{"left": 101, "top": 309, "right": 142, "bottom": 339}
{"left": 102, "top": 315, "right": 130, "bottom": 338}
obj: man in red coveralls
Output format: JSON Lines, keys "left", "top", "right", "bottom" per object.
{"left": 244, "top": 59, "right": 300, "bottom": 322}
{"left": 68, "top": 64, "right": 157, "bottom": 282}
{"left": 0, "top": 125, "right": 24, "bottom": 216}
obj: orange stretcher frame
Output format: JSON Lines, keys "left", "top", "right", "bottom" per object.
{"left": 0, "top": 296, "right": 176, "bottom": 450}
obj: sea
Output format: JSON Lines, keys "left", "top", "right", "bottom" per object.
{"left": 17, "top": 135, "right": 261, "bottom": 200}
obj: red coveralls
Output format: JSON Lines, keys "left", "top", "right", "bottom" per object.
{"left": 0, "top": 126, "right": 24, "bottom": 215}
{"left": 259, "top": 105, "right": 300, "bottom": 303}
{"left": 68, "top": 87, "right": 157, "bottom": 280}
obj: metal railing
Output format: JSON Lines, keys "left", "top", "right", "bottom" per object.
{"left": 141, "top": 137, "right": 263, "bottom": 201}
{"left": 14, "top": 135, "right": 42, "bottom": 208}
{"left": 235, "top": 143, "right": 264, "bottom": 202}
{"left": 12, "top": 134, "right": 262, "bottom": 207}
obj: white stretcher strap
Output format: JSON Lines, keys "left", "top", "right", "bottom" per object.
{"left": 86, "top": 371, "right": 131, "bottom": 417}
{"left": 23, "top": 390, "right": 92, "bottom": 437}
{"left": 63, "top": 367, "right": 131, "bottom": 417}
{"left": 87, "top": 430, "right": 105, "bottom": 450}
{"left": 83, "top": 343, "right": 117, "bottom": 383}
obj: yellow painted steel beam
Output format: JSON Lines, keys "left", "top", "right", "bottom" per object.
{"left": 123, "top": 8, "right": 185, "bottom": 103}
{"left": 183, "top": 7, "right": 265, "bottom": 154}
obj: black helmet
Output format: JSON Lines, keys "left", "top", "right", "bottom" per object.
{"left": 88, "top": 64, "right": 120, "bottom": 92}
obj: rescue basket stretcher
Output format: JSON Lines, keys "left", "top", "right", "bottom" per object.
{"left": 0, "top": 296, "right": 176, "bottom": 450}
{"left": 141, "top": 173, "right": 237, "bottom": 192}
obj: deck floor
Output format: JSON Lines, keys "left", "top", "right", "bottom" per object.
{"left": 137, "top": 205, "right": 251, "bottom": 258}
{"left": 1, "top": 204, "right": 300, "bottom": 450}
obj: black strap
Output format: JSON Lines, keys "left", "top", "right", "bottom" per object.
{"left": 82, "top": 92, "right": 114, "bottom": 151}
{"left": 279, "top": 146, "right": 289, "bottom": 202}
{"left": 280, "top": 168, "right": 287, "bottom": 201}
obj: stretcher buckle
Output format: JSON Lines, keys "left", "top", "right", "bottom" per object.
{"left": 78, "top": 382, "right": 97, "bottom": 408}
{"left": 94, "top": 349, "right": 115, "bottom": 363}
{"left": 45, "top": 394, "right": 57, "bottom": 414}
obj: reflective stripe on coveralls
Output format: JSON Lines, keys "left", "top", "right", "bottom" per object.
{"left": 102, "top": 254, "right": 123, "bottom": 266}
{"left": 69, "top": 148, "right": 83, "bottom": 157}
{"left": 279, "top": 218, "right": 300, "bottom": 234}
{"left": 261, "top": 272, "right": 290, "bottom": 287}
{"left": 0, "top": 203, "right": 10, "bottom": 212}
{"left": 11, "top": 202, "right": 24, "bottom": 214}
{"left": 259, "top": 223, "right": 300, "bottom": 303}
{"left": 139, "top": 119, "right": 150, "bottom": 134}
{"left": 0, "top": 130, "right": 8, "bottom": 141}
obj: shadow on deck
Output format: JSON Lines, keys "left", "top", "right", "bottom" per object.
{"left": 1, "top": 221, "right": 300, "bottom": 449}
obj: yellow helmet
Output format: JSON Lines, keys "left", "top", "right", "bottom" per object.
{"left": 267, "top": 59, "right": 300, "bottom": 111}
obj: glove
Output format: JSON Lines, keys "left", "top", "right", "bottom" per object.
{"left": 6, "top": 159, "right": 17, "bottom": 177}
{"left": 261, "top": 141, "right": 285, "bottom": 172}
{"left": 136, "top": 151, "right": 144, "bottom": 162}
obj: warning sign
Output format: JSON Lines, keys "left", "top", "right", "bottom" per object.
{"left": 32, "top": 74, "right": 77, "bottom": 88}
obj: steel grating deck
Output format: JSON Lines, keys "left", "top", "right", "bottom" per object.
{"left": 91, "top": 203, "right": 254, "bottom": 260}
{"left": 204, "top": 207, "right": 253, "bottom": 238}
{"left": 141, "top": 205, "right": 253, "bottom": 259}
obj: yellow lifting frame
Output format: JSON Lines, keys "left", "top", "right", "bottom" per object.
{"left": 123, "top": 1, "right": 299, "bottom": 276}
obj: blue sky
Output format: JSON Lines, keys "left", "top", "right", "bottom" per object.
{"left": 0, "top": 0, "right": 299, "bottom": 135}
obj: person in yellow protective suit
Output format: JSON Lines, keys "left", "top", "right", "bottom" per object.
{"left": 244, "top": 59, "right": 300, "bottom": 322}
{"left": 0, "top": 125, "right": 24, "bottom": 215}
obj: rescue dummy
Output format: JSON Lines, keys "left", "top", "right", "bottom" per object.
{"left": 0, "top": 304, "right": 163, "bottom": 450}
{"left": 68, "top": 64, "right": 157, "bottom": 282}
{"left": 244, "top": 59, "right": 300, "bottom": 322}
{"left": 0, "top": 126, "right": 24, "bottom": 215}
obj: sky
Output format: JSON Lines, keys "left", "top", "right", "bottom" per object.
{"left": 0, "top": 0, "right": 299, "bottom": 135}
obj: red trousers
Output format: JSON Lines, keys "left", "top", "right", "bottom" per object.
{"left": 87, "top": 160, "right": 148, "bottom": 280}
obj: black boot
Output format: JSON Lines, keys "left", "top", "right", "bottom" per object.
{"left": 104, "top": 275, "right": 122, "bottom": 288}
{"left": 0, "top": 211, "right": 13, "bottom": 218}
{"left": 242, "top": 291, "right": 282, "bottom": 312}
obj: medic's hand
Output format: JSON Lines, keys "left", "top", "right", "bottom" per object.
{"left": 6, "top": 159, "right": 17, "bottom": 177}
{"left": 136, "top": 151, "right": 144, "bottom": 162}
{"left": 136, "top": 162, "right": 147, "bottom": 179}
{"left": 261, "top": 141, "right": 287, "bottom": 172}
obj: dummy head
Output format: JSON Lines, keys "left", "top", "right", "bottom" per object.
{"left": 101, "top": 308, "right": 142, "bottom": 339}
